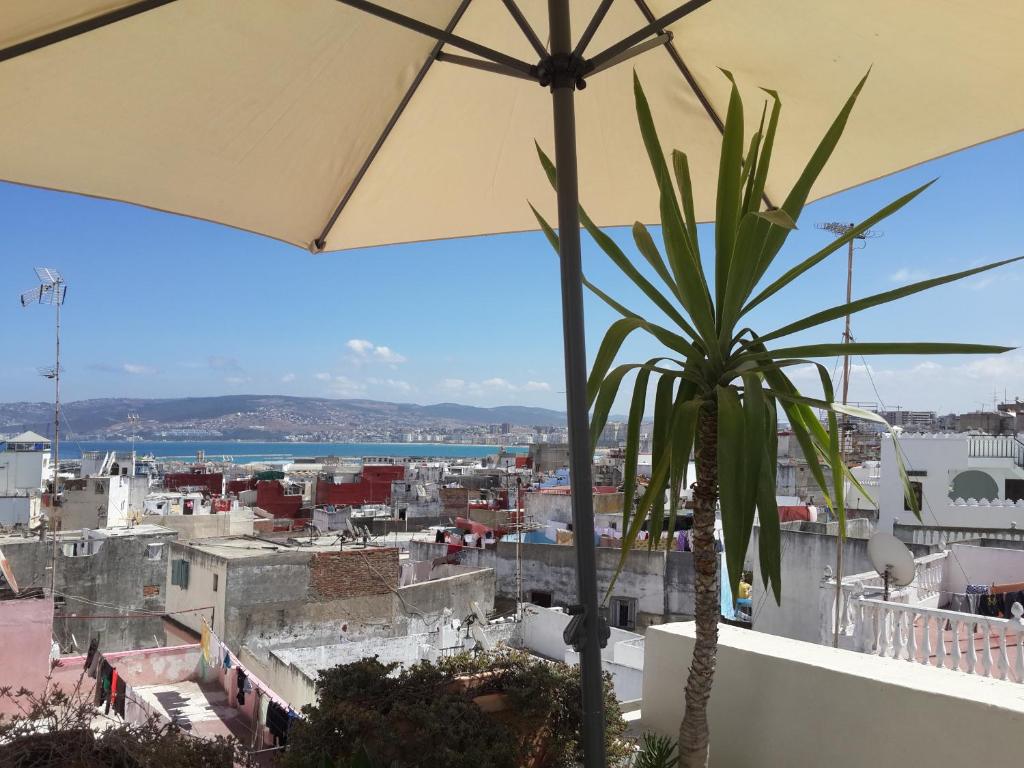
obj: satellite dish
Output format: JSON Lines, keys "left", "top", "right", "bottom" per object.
{"left": 470, "top": 624, "right": 493, "bottom": 651}
{"left": 867, "top": 533, "right": 915, "bottom": 600}
{"left": 470, "top": 600, "right": 489, "bottom": 626}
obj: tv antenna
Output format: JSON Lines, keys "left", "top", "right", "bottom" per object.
{"left": 19, "top": 267, "right": 67, "bottom": 600}
{"left": 817, "top": 223, "right": 881, "bottom": 647}
{"left": 128, "top": 412, "right": 140, "bottom": 459}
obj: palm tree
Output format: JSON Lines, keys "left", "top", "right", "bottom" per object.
{"left": 533, "top": 71, "right": 1019, "bottom": 767}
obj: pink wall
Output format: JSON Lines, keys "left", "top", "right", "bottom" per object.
{"left": 0, "top": 596, "right": 54, "bottom": 715}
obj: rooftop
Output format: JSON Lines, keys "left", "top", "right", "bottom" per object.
{"left": 178, "top": 533, "right": 409, "bottom": 560}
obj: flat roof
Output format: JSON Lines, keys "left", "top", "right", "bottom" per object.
{"left": 179, "top": 534, "right": 401, "bottom": 560}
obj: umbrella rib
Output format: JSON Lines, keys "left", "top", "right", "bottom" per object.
{"left": 335, "top": 0, "right": 535, "bottom": 77}
{"left": 436, "top": 52, "right": 537, "bottom": 81}
{"left": 313, "top": 0, "right": 475, "bottom": 251}
{"left": 588, "top": 0, "right": 714, "bottom": 71}
{"left": 631, "top": 0, "right": 777, "bottom": 210}
{"left": 501, "top": 0, "right": 549, "bottom": 59}
{"left": 0, "top": 0, "right": 178, "bottom": 63}
{"left": 573, "top": 0, "right": 615, "bottom": 59}
{"left": 588, "top": 32, "right": 672, "bottom": 77}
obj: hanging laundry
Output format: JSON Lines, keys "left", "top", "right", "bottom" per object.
{"left": 83, "top": 638, "right": 99, "bottom": 675}
{"left": 108, "top": 669, "right": 119, "bottom": 715}
{"left": 96, "top": 659, "right": 112, "bottom": 708}
{"left": 259, "top": 693, "right": 270, "bottom": 727}
{"left": 266, "top": 701, "right": 290, "bottom": 746}
{"left": 224, "top": 650, "right": 232, "bottom": 670}
{"left": 236, "top": 668, "right": 248, "bottom": 705}
{"left": 114, "top": 675, "right": 127, "bottom": 718}
{"left": 200, "top": 623, "right": 211, "bottom": 664}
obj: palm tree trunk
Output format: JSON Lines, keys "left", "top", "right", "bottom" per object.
{"left": 678, "top": 403, "right": 720, "bottom": 767}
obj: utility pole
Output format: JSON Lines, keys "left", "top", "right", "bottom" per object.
{"left": 816, "top": 224, "right": 880, "bottom": 647}
{"left": 20, "top": 268, "right": 67, "bottom": 601}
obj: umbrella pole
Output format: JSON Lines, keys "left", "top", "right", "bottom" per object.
{"left": 547, "top": 1, "right": 607, "bottom": 765}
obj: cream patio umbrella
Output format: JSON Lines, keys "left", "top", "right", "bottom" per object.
{"left": 1, "top": 2, "right": 1022, "bottom": 765}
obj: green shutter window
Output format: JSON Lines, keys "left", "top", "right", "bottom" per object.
{"left": 171, "top": 559, "right": 190, "bottom": 589}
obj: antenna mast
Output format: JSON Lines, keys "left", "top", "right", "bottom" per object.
{"left": 815, "top": 224, "right": 881, "bottom": 647}
{"left": 20, "top": 268, "right": 67, "bottom": 602}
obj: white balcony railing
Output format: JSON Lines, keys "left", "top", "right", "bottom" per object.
{"left": 820, "top": 550, "right": 948, "bottom": 647}
{"left": 852, "top": 597, "right": 1024, "bottom": 683}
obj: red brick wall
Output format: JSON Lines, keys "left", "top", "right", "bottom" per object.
{"left": 164, "top": 471, "right": 223, "bottom": 496}
{"left": 308, "top": 548, "right": 399, "bottom": 600}
{"left": 255, "top": 480, "right": 303, "bottom": 518}
{"left": 440, "top": 486, "right": 469, "bottom": 514}
{"left": 316, "top": 465, "right": 405, "bottom": 506}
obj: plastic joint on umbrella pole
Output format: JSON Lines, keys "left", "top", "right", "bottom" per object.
{"left": 562, "top": 604, "right": 611, "bottom": 652}
{"left": 536, "top": 53, "right": 590, "bottom": 91}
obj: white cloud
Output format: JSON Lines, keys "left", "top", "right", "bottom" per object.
{"left": 889, "top": 267, "right": 930, "bottom": 284}
{"left": 345, "top": 339, "right": 374, "bottom": 355}
{"left": 482, "top": 377, "right": 516, "bottom": 390}
{"left": 970, "top": 276, "right": 995, "bottom": 291}
{"left": 122, "top": 363, "right": 156, "bottom": 375}
{"left": 281, "top": 372, "right": 296, "bottom": 383}
{"left": 441, "top": 378, "right": 465, "bottom": 391}
{"left": 345, "top": 338, "right": 407, "bottom": 367}
{"left": 224, "top": 376, "right": 250, "bottom": 386}
{"left": 314, "top": 372, "right": 332, "bottom": 381}
{"left": 523, "top": 380, "right": 552, "bottom": 392}
{"left": 372, "top": 346, "right": 407, "bottom": 364}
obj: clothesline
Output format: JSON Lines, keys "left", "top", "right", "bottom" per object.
{"left": 199, "top": 616, "right": 290, "bottom": 711}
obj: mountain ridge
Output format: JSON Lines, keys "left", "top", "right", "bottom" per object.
{"left": 0, "top": 394, "right": 569, "bottom": 440}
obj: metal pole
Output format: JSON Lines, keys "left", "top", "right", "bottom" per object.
{"left": 547, "top": 1, "right": 606, "bottom": 764}
{"left": 51, "top": 280, "right": 61, "bottom": 600}
{"left": 832, "top": 237, "right": 854, "bottom": 648}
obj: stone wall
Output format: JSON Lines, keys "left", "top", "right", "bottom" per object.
{"left": 1, "top": 529, "right": 177, "bottom": 652}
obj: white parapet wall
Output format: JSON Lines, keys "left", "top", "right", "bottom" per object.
{"left": 642, "top": 622, "right": 1024, "bottom": 767}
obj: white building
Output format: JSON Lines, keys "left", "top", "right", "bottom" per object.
{"left": 880, "top": 432, "right": 1024, "bottom": 531}
{"left": 0, "top": 431, "right": 50, "bottom": 495}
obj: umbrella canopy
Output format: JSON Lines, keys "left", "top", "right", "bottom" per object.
{"left": 1, "top": 0, "right": 1020, "bottom": 253}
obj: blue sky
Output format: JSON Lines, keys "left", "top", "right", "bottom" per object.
{"left": 1, "top": 131, "right": 1022, "bottom": 415}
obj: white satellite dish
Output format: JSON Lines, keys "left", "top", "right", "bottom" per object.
{"left": 470, "top": 600, "right": 489, "bottom": 626}
{"left": 470, "top": 623, "right": 493, "bottom": 651}
{"left": 867, "top": 533, "right": 915, "bottom": 600}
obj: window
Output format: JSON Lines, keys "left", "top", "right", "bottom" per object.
{"left": 95, "top": 481, "right": 105, "bottom": 495}
{"left": 1006, "top": 479, "right": 1024, "bottom": 503}
{"left": 529, "top": 590, "right": 552, "bottom": 608}
{"left": 906, "top": 470, "right": 928, "bottom": 477}
{"left": 610, "top": 596, "right": 637, "bottom": 631}
{"left": 904, "top": 481, "right": 923, "bottom": 511}
{"left": 171, "top": 559, "right": 190, "bottom": 589}
{"left": 213, "top": 573, "right": 219, "bottom": 592}
{"left": 145, "top": 543, "right": 164, "bottom": 560}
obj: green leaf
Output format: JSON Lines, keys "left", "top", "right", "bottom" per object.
{"left": 747, "top": 89, "right": 781, "bottom": 217}
{"left": 759, "top": 70, "right": 870, "bottom": 271}
{"left": 588, "top": 319, "right": 695, "bottom": 407}
{"left": 743, "top": 180, "right": 934, "bottom": 315}
{"left": 649, "top": 374, "right": 677, "bottom": 546}
{"left": 632, "top": 221, "right": 685, "bottom": 308}
{"left": 633, "top": 73, "right": 718, "bottom": 351}
{"left": 757, "top": 255, "right": 1024, "bottom": 344}
{"left": 715, "top": 71, "right": 745, "bottom": 312}
{"left": 607, "top": 445, "right": 672, "bottom": 602}
{"left": 536, "top": 142, "right": 699, "bottom": 339}
{"left": 621, "top": 366, "right": 652, "bottom": 534}
{"left": 671, "top": 151, "right": 700, "bottom": 258}
{"left": 743, "top": 341, "right": 1014, "bottom": 363}
{"left": 717, "top": 385, "right": 748, "bottom": 597}
{"left": 753, "top": 208, "right": 797, "bottom": 230}
{"left": 529, "top": 202, "right": 559, "bottom": 252}
{"left": 756, "top": 397, "right": 782, "bottom": 603}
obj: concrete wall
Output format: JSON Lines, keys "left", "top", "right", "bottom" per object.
{"left": 397, "top": 566, "right": 494, "bottom": 627}
{"left": 0, "top": 595, "right": 53, "bottom": 714}
{"left": 142, "top": 510, "right": 254, "bottom": 539}
{"left": 642, "top": 622, "right": 1024, "bottom": 767}
{"left": 2, "top": 530, "right": 177, "bottom": 652}
{"left": 164, "top": 541, "right": 229, "bottom": 639}
{"left": 747, "top": 526, "right": 934, "bottom": 643}
{"left": 410, "top": 540, "right": 695, "bottom": 626}
{"left": 943, "top": 543, "right": 1024, "bottom": 593}
{"left": 0, "top": 495, "right": 35, "bottom": 526}
{"left": 524, "top": 491, "right": 624, "bottom": 525}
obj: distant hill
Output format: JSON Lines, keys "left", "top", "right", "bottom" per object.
{"left": 0, "top": 395, "right": 568, "bottom": 440}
